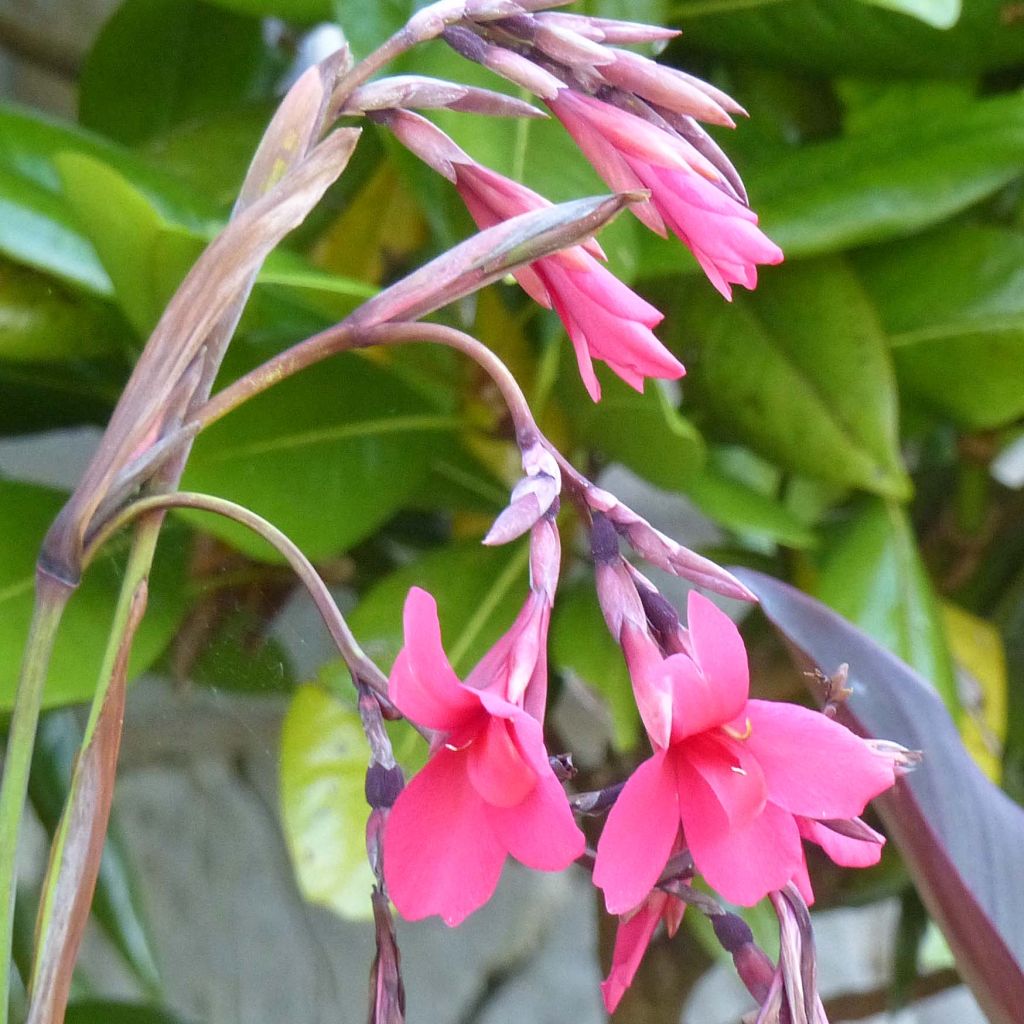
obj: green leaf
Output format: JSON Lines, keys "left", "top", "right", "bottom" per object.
{"left": 57, "top": 153, "right": 201, "bottom": 335}
{"left": 65, "top": 1003, "right": 195, "bottom": 1024}
{"left": 181, "top": 351, "right": 459, "bottom": 562}
{"left": 684, "top": 258, "right": 910, "bottom": 498}
{"left": 203, "top": 0, "right": 333, "bottom": 21}
{"left": 0, "top": 481, "right": 188, "bottom": 708}
{"left": 80, "top": 0, "right": 280, "bottom": 146}
{"left": 550, "top": 583, "right": 639, "bottom": 751}
{"left": 279, "top": 685, "right": 375, "bottom": 921}
{"left": 683, "top": 452, "right": 818, "bottom": 549}
{"left": 331, "top": 0, "right": 416, "bottom": 58}
{"left": 0, "top": 164, "right": 110, "bottom": 293}
{"left": 855, "top": 0, "right": 960, "bottom": 29}
{"left": 57, "top": 154, "right": 374, "bottom": 336}
{"left": 747, "top": 91, "right": 1024, "bottom": 259}
{"left": 854, "top": 224, "right": 1024, "bottom": 429}
{"left": 0, "top": 261, "right": 121, "bottom": 362}
{"left": 814, "top": 497, "right": 959, "bottom": 713}
{"left": 347, "top": 540, "right": 530, "bottom": 676}
{"left": 675, "top": 0, "right": 1024, "bottom": 77}
{"left": 571, "top": 374, "right": 705, "bottom": 490}
{"left": 0, "top": 359, "right": 121, "bottom": 434}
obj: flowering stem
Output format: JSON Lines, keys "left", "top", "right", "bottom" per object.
{"left": 0, "top": 571, "right": 73, "bottom": 1024}
{"left": 189, "top": 321, "right": 546, "bottom": 449}
{"left": 84, "top": 491, "right": 392, "bottom": 707}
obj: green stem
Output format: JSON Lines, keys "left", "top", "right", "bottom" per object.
{"left": 0, "top": 571, "right": 74, "bottom": 1024}
{"left": 85, "top": 493, "right": 389, "bottom": 701}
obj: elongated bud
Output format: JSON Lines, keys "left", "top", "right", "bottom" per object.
{"left": 368, "top": 887, "right": 405, "bottom": 1024}
{"left": 346, "top": 75, "right": 544, "bottom": 119}
{"left": 443, "top": 26, "right": 567, "bottom": 98}
{"left": 713, "top": 913, "right": 775, "bottom": 1004}
{"left": 519, "top": 17, "right": 617, "bottom": 67}
{"left": 599, "top": 49, "right": 736, "bottom": 126}
{"left": 484, "top": 440, "right": 561, "bottom": 546}
{"left": 585, "top": 485, "right": 756, "bottom": 602}
{"left": 817, "top": 816, "right": 884, "bottom": 845}
{"left": 348, "top": 191, "right": 644, "bottom": 327}
{"left": 535, "top": 12, "right": 679, "bottom": 44}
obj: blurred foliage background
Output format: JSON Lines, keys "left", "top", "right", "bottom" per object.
{"left": 1, "top": 0, "right": 1024, "bottom": 1021}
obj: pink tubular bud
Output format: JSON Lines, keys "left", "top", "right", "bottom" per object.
{"left": 531, "top": 20, "right": 616, "bottom": 68}
{"left": 599, "top": 49, "right": 737, "bottom": 127}
{"left": 346, "top": 75, "right": 544, "bottom": 120}
{"left": 484, "top": 440, "right": 561, "bottom": 546}
{"left": 584, "top": 486, "right": 757, "bottom": 602}
{"left": 374, "top": 108, "right": 467, "bottom": 181}
{"left": 442, "top": 26, "right": 567, "bottom": 98}
{"left": 535, "top": 12, "right": 680, "bottom": 44}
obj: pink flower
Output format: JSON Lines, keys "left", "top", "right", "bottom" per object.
{"left": 601, "top": 889, "right": 684, "bottom": 1013}
{"left": 549, "top": 90, "right": 783, "bottom": 300}
{"left": 452, "top": 162, "right": 684, "bottom": 401}
{"left": 382, "top": 588, "right": 584, "bottom": 926}
{"left": 593, "top": 592, "right": 896, "bottom": 913}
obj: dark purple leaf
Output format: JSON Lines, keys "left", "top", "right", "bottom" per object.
{"left": 732, "top": 568, "right": 1024, "bottom": 1024}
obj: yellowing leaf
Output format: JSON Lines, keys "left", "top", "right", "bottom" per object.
{"left": 279, "top": 685, "right": 374, "bottom": 921}
{"left": 943, "top": 603, "right": 1007, "bottom": 781}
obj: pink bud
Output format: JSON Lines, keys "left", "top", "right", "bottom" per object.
{"left": 484, "top": 440, "right": 561, "bottom": 546}
{"left": 535, "top": 12, "right": 680, "bottom": 44}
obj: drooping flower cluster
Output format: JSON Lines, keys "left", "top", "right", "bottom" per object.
{"left": 360, "top": 4, "right": 902, "bottom": 1018}
{"left": 354, "top": 4, "right": 781, "bottom": 402}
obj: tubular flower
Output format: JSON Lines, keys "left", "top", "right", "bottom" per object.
{"left": 593, "top": 592, "right": 896, "bottom": 913}
{"left": 382, "top": 588, "right": 584, "bottom": 926}
{"left": 548, "top": 89, "right": 783, "bottom": 300}
{"left": 453, "top": 161, "right": 684, "bottom": 401}
{"left": 601, "top": 889, "right": 684, "bottom": 1013}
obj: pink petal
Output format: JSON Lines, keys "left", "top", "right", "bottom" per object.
{"left": 488, "top": 771, "right": 585, "bottom": 869}
{"left": 388, "top": 588, "right": 479, "bottom": 730}
{"left": 465, "top": 715, "right": 538, "bottom": 807}
{"left": 621, "top": 623, "right": 673, "bottom": 749}
{"left": 676, "top": 754, "right": 802, "bottom": 906}
{"left": 682, "top": 592, "right": 750, "bottom": 728}
{"left": 745, "top": 700, "right": 896, "bottom": 819}
{"left": 798, "top": 817, "right": 885, "bottom": 869}
{"left": 384, "top": 748, "right": 506, "bottom": 926}
{"left": 594, "top": 749, "right": 680, "bottom": 915}
{"left": 680, "top": 733, "right": 766, "bottom": 827}
{"left": 600, "top": 895, "right": 667, "bottom": 1013}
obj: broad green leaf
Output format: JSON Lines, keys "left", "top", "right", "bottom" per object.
{"left": 279, "top": 685, "right": 375, "bottom": 920}
{"left": 814, "top": 497, "right": 958, "bottom": 712}
{"left": 747, "top": 91, "right": 1024, "bottom": 259}
{"left": 181, "top": 351, "right": 459, "bottom": 562}
{"left": 550, "top": 583, "right": 639, "bottom": 751}
{"left": 0, "top": 261, "right": 120, "bottom": 362}
{"left": 0, "top": 102, "right": 217, "bottom": 226}
{"left": 855, "top": 225, "right": 1024, "bottom": 429}
{"left": 65, "top": 1003, "right": 194, "bottom": 1024}
{"left": 58, "top": 154, "right": 374, "bottom": 336}
{"left": 684, "top": 258, "right": 910, "bottom": 498}
{"left": 347, "top": 540, "right": 530, "bottom": 676}
{"left": 0, "top": 101, "right": 217, "bottom": 290}
{"left": 571, "top": 375, "right": 705, "bottom": 491}
{"left": 0, "top": 164, "right": 110, "bottom": 293}
{"left": 80, "top": 0, "right": 281, "bottom": 146}
{"left": 206, "top": 0, "right": 332, "bottom": 19}
{"left": 57, "top": 154, "right": 200, "bottom": 335}
{"left": 855, "top": 0, "right": 960, "bottom": 29}
{"left": 683, "top": 456, "right": 818, "bottom": 549}
{"left": 0, "top": 481, "right": 188, "bottom": 708}
{"left": 189, "top": 606, "right": 296, "bottom": 694}
{"left": 0, "top": 359, "right": 121, "bottom": 434}
{"left": 331, "top": 0, "right": 416, "bottom": 58}
{"left": 675, "top": 0, "right": 1024, "bottom": 77}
